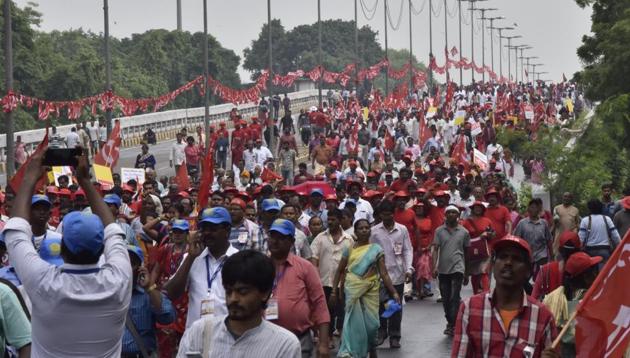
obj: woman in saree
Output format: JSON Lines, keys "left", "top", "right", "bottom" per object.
{"left": 331, "top": 219, "right": 400, "bottom": 358}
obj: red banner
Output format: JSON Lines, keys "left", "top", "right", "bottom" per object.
{"left": 94, "top": 120, "right": 121, "bottom": 168}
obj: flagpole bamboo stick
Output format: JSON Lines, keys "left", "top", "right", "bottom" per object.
{"left": 551, "top": 309, "right": 578, "bottom": 349}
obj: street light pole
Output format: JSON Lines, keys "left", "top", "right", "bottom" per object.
{"left": 494, "top": 26, "right": 514, "bottom": 79}
{"left": 443, "top": 0, "right": 449, "bottom": 81}
{"left": 267, "top": 0, "right": 275, "bottom": 151}
{"left": 475, "top": 8, "right": 496, "bottom": 83}
{"left": 318, "top": 0, "right": 323, "bottom": 106}
{"left": 428, "top": 0, "right": 433, "bottom": 91}
{"left": 4, "top": 0, "right": 15, "bottom": 178}
{"left": 458, "top": 0, "right": 463, "bottom": 86}
{"left": 485, "top": 16, "right": 504, "bottom": 78}
{"left": 354, "top": 0, "right": 359, "bottom": 90}
{"left": 466, "top": 0, "right": 487, "bottom": 83}
{"left": 203, "top": 0, "right": 210, "bottom": 150}
{"left": 517, "top": 46, "right": 531, "bottom": 83}
{"left": 409, "top": 0, "right": 414, "bottom": 91}
{"left": 104, "top": 0, "right": 112, "bottom": 137}
{"left": 176, "top": 0, "right": 182, "bottom": 30}
{"left": 384, "top": 0, "right": 389, "bottom": 96}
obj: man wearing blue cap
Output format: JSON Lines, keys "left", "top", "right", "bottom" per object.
{"left": 3, "top": 149, "right": 133, "bottom": 357}
{"left": 29, "top": 194, "right": 62, "bottom": 250}
{"left": 122, "top": 245, "right": 175, "bottom": 358}
{"left": 305, "top": 189, "right": 328, "bottom": 227}
{"left": 164, "top": 206, "right": 238, "bottom": 327}
{"left": 267, "top": 219, "right": 331, "bottom": 358}
{"left": 257, "top": 199, "right": 282, "bottom": 253}
{"left": 104, "top": 193, "right": 138, "bottom": 247}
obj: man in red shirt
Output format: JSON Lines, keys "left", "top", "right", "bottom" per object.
{"left": 452, "top": 236, "right": 558, "bottom": 358}
{"left": 249, "top": 117, "right": 263, "bottom": 142}
{"left": 231, "top": 122, "right": 246, "bottom": 168}
{"left": 484, "top": 188, "right": 512, "bottom": 239}
{"left": 216, "top": 122, "right": 229, "bottom": 139}
{"left": 424, "top": 190, "right": 450, "bottom": 234}
{"left": 267, "top": 219, "right": 330, "bottom": 357}
{"left": 390, "top": 168, "right": 415, "bottom": 193}
{"left": 393, "top": 191, "right": 416, "bottom": 239}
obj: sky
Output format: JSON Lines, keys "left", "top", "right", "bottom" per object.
{"left": 15, "top": 0, "right": 592, "bottom": 84}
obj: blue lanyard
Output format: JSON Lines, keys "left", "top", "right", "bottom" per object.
{"left": 272, "top": 263, "right": 288, "bottom": 294}
{"left": 206, "top": 256, "right": 225, "bottom": 291}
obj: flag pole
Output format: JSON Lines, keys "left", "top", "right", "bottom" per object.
{"left": 551, "top": 309, "right": 578, "bottom": 349}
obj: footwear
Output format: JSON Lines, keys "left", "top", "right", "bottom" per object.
{"left": 446, "top": 327, "right": 455, "bottom": 337}
{"left": 443, "top": 326, "right": 450, "bottom": 335}
{"left": 437, "top": 297, "right": 443, "bottom": 303}
{"left": 390, "top": 338, "right": 401, "bottom": 349}
{"left": 376, "top": 333, "right": 387, "bottom": 346}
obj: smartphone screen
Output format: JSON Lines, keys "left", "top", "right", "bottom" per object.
{"left": 43, "top": 147, "right": 83, "bottom": 167}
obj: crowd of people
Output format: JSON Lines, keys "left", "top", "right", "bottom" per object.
{"left": 0, "top": 79, "right": 627, "bottom": 358}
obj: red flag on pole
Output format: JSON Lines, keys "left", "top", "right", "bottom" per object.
{"left": 176, "top": 162, "right": 190, "bottom": 192}
{"left": 575, "top": 231, "right": 630, "bottom": 358}
{"left": 197, "top": 150, "right": 214, "bottom": 210}
{"left": 9, "top": 130, "right": 49, "bottom": 193}
{"left": 94, "top": 120, "right": 121, "bottom": 168}
{"left": 450, "top": 134, "right": 468, "bottom": 165}
{"left": 384, "top": 129, "right": 395, "bottom": 151}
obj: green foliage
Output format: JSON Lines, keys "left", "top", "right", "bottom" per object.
{"left": 0, "top": 1, "right": 241, "bottom": 133}
{"left": 244, "top": 19, "right": 385, "bottom": 84}
{"left": 372, "top": 48, "right": 426, "bottom": 93}
{"left": 517, "top": 183, "right": 533, "bottom": 213}
{"left": 496, "top": 127, "right": 529, "bottom": 159}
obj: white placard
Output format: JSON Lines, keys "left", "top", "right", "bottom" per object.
{"left": 473, "top": 149, "right": 488, "bottom": 171}
{"left": 121, "top": 167, "right": 146, "bottom": 185}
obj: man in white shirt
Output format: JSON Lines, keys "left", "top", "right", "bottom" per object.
{"left": 3, "top": 150, "right": 132, "bottom": 357}
{"left": 88, "top": 120, "right": 100, "bottom": 155}
{"left": 339, "top": 182, "right": 374, "bottom": 223}
{"left": 243, "top": 141, "right": 258, "bottom": 172}
{"left": 253, "top": 138, "right": 273, "bottom": 169}
{"left": 65, "top": 127, "right": 80, "bottom": 148}
{"left": 170, "top": 132, "right": 187, "bottom": 173}
{"left": 164, "top": 207, "right": 238, "bottom": 327}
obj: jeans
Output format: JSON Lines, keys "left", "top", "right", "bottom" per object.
{"left": 323, "top": 286, "right": 345, "bottom": 336}
{"left": 438, "top": 273, "right": 464, "bottom": 328}
{"left": 216, "top": 152, "right": 227, "bottom": 169}
{"left": 281, "top": 169, "right": 294, "bottom": 185}
{"left": 585, "top": 246, "right": 612, "bottom": 269}
{"left": 379, "top": 283, "right": 404, "bottom": 340}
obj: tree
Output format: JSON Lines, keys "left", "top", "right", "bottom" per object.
{"left": 243, "top": 19, "right": 385, "bottom": 84}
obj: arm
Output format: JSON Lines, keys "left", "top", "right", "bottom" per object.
{"left": 142, "top": 215, "right": 162, "bottom": 240}
{"left": 309, "top": 237, "right": 320, "bottom": 268}
{"left": 451, "top": 300, "right": 472, "bottom": 358}
{"left": 76, "top": 152, "right": 115, "bottom": 226}
{"left": 402, "top": 228, "right": 414, "bottom": 281}
{"left": 330, "top": 255, "right": 348, "bottom": 306}
{"left": 163, "top": 234, "right": 204, "bottom": 300}
{"left": 505, "top": 208, "right": 513, "bottom": 235}
{"left": 378, "top": 256, "right": 401, "bottom": 303}
{"left": 0, "top": 287, "right": 32, "bottom": 356}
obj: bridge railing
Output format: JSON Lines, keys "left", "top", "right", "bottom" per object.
{"left": 0, "top": 89, "right": 320, "bottom": 173}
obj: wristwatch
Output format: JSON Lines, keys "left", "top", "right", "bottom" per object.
{"left": 147, "top": 284, "right": 158, "bottom": 292}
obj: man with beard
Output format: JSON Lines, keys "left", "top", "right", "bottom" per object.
{"left": 451, "top": 235, "right": 558, "bottom": 358}
{"left": 29, "top": 195, "right": 62, "bottom": 250}
{"left": 164, "top": 207, "right": 238, "bottom": 327}
{"left": 177, "top": 250, "right": 301, "bottom": 357}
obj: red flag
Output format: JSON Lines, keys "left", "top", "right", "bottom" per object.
{"left": 418, "top": 109, "right": 432, "bottom": 148}
{"left": 450, "top": 134, "right": 468, "bottom": 165}
{"left": 575, "top": 231, "right": 630, "bottom": 358}
{"left": 197, "top": 149, "right": 214, "bottom": 210}
{"left": 176, "top": 162, "right": 190, "bottom": 192}
{"left": 9, "top": 130, "right": 49, "bottom": 193}
{"left": 94, "top": 120, "right": 121, "bottom": 168}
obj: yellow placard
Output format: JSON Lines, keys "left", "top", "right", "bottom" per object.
{"left": 362, "top": 107, "right": 369, "bottom": 122}
{"left": 454, "top": 110, "right": 466, "bottom": 126}
{"left": 93, "top": 164, "right": 114, "bottom": 189}
{"left": 566, "top": 99, "right": 574, "bottom": 114}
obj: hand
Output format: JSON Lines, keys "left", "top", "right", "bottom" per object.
{"left": 75, "top": 150, "right": 91, "bottom": 183}
{"left": 541, "top": 348, "right": 560, "bottom": 358}
{"left": 311, "top": 163, "right": 315, "bottom": 170}
{"left": 187, "top": 233, "right": 204, "bottom": 258}
{"left": 169, "top": 160, "right": 173, "bottom": 168}
{"left": 328, "top": 293, "right": 338, "bottom": 308}
{"left": 317, "top": 342, "right": 330, "bottom": 358}
{"left": 392, "top": 292, "right": 401, "bottom": 304}
{"left": 24, "top": 147, "right": 48, "bottom": 182}
{"left": 432, "top": 270, "right": 438, "bottom": 279}
{"left": 137, "top": 266, "right": 152, "bottom": 289}
{"left": 463, "top": 276, "right": 470, "bottom": 286}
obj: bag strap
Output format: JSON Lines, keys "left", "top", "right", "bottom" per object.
{"left": 202, "top": 317, "right": 214, "bottom": 357}
{"left": 602, "top": 215, "right": 615, "bottom": 249}
{"left": 125, "top": 311, "right": 151, "bottom": 358}
{"left": 585, "top": 215, "right": 592, "bottom": 247}
{"left": 467, "top": 218, "right": 482, "bottom": 237}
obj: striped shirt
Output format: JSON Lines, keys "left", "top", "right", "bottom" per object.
{"left": 452, "top": 291, "right": 557, "bottom": 358}
{"left": 176, "top": 316, "right": 301, "bottom": 358}
{"left": 122, "top": 287, "right": 176, "bottom": 354}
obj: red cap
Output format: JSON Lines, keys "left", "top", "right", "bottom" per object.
{"left": 414, "top": 188, "right": 428, "bottom": 195}
{"left": 622, "top": 196, "right": 630, "bottom": 210}
{"left": 330, "top": 161, "right": 338, "bottom": 168}
{"left": 230, "top": 198, "right": 247, "bottom": 210}
{"left": 485, "top": 188, "right": 500, "bottom": 198}
{"left": 223, "top": 186, "right": 240, "bottom": 194}
{"left": 414, "top": 167, "right": 424, "bottom": 175}
{"left": 329, "top": 173, "right": 338, "bottom": 180}
{"left": 362, "top": 190, "right": 384, "bottom": 199}
{"left": 74, "top": 189, "right": 86, "bottom": 198}
{"left": 492, "top": 235, "right": 532, "bottom": 261}
{"left": 413, "top": 201, "right": 425, "bottom": 208}
{"left": 434, "top": 190, "right": 449, "bottom": 197}
{"left": 470, "top": 200, "right": 486, "bottom": 211}
{"left": 237, "top": 192, "right": 251, "bottom": 201}
{"left": 565, "top": 252, "right": 602, "bottom": 277}
{"left": 58, "top": 188, "right": 72, "bottom": 197}
{"left": 178, "top": 191, "right": 190, "bottom": 198}
{"left": 367, "top": 171, "right": 378, "bottom": 178}
{"left": 220, "top": 122, "right": 226, "bottom": 127}
{"left": 46, "top": 186, "right": 59, "bottom": 195}
{"left": 122, "top": 184, "right": 135, "bottom": 193}
{"left": 394, "top": 190, "right": 410, "bottom": 198}
{"left": 402, "top": 155, "right": 412, "bottom": 162}
{"left": 251, "top": 117, "right": 258, "bottom": 122}
{"left": 558, "top": 231, "right": 581, "bottom": 249}
{"left": 324, "top": 194, "right": 338, "bottom": 202}
{"left": 348, "top": 160, "right": 358, "bottom": 168}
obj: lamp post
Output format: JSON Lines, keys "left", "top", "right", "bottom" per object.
{"left": 4, "top": 0, "right": 15, "bottom": 178}
{"left": 384, "top": 0, "right": 389, "bottom": 96}
{"left": 501, "top": 35, "right": 521, "bottom": 81}
{"left": 512, "top": 44, "right": 528, "bottom": 83}
{"left": 474, "top": 7, "right": 496, "bottom": 83}
{"left": 466, "top": 0, "right": 487, "bottom": 83}
{"left": 517, "top": 46, "right": 532, "bottom": 83}
{"left": 104, "top": 0, "right": 112, "bottom": 137}
{"left": 492, "top": 26, "right": 514, "bottom": 78}
{"left": 203, "top": 0, "right": 210, "bottom": 150}
{"left": 520, "top": 56, "right": 538, "bottom": 84}
{"left": 318, "top": 0, "right": 323, "bottom": 106}
{"left": 484, "top": 16, "right": 504, "bottom": 77}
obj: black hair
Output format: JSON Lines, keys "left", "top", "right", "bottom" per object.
{"left": 377, "top": 200, "right": 395, "bottom": 214}
{"left": 340, "top": 209, "right": 353, "bottom": 219}
{"left": 559, "top": 245, "right": 580, "bottom": 262}
{"left": 309, "top": 216, "right": 323, "bottom": 225}
{"left": 328, "top": 208, "right": 343, "bottom": 219}
{"left": 587, "top": 199, "right": 604, "bottom": 215}
{"left": 299, "top": 162, "right": 307, "bottom": 169}
{"left": 222, "top": 250, "right": 275, "bottom": 294}
{"left": 60, "top": 241, "right": 103, "bottom": 265}
{"left": 562, "top": 265, "right": 599, "bottom": 300}
{"left": 280, "top": 203, "right": 299, "bottom": 213}
{"left": 354, "top": 218, "right": 370, "bottom": 230}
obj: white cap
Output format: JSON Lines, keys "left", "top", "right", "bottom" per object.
{"left": 445, "top": 205, "right": 460, "bottom": 214}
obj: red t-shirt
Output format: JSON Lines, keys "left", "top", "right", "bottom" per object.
{"left": 462, "top": 216, "right": 494, "bottom": 238}
{"left": 428, "top": 205, "right": 446, "bottom": 234}
{"left": 394, "top": 208, "right": 416, "bottom": 241}
{"left": 414, "top": 217, "right": 433, "bottom": 250}
{"left": 390, "top": 179, "right": 413, "bottom": 193}
{"left": 484, "top": 205, "right": 511, "bottom": 239}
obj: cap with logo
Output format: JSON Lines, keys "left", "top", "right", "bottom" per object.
{"left": 39, "top": 237, "right": 64, "bottom": 266}
{"left": 269, "top": 219, "right": 296, "bottom": 237}
{"left": 171, "top": 219, "right": 190, "bottom": 232}
{"left": 199, "top": 207, "right": 232, "bottom": 225}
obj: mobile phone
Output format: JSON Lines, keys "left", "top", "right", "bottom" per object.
{"left": 43, "top": 147, "right": 83, "bottom": 167}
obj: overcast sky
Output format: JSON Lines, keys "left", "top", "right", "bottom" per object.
{"left": 15, "top": 0, "right": 592, "bottom": 84}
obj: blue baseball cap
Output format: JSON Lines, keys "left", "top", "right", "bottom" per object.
{"left": 31, "top": 194, "right": 52, "bottom": 207}
{"left": 103, "top": 194, "right": 122, "bottom": 207}
{"left": 261, "top": 199, "right": 282, "bottom": 212}
{"left": 127, "top": 245, "right": 144, "bottom": 264}
{"left": 269, "top": 219, "right": 295, "bottom": 237}
{"left": 171, "top": 219, "right": 190, "bottom": 232}
{"left": 39, "top": 237, "right": 64, "bottom": 266}
{"left": 381, "top": 299, "right": 402, "bottom": 318}
{"left": 310, "top": 188, "right": 324, "bottom": 197}
{"left": 199, "top": 207, "right": 232, "bottom": 225}
{"left": 61, "top": 211, "right": 105, "bottom": 256}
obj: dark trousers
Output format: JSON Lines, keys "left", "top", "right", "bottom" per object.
{"left": 216, "top": 152, "right": 227, "bottom": 169}
{"left": 379, "top": 283, "right": 404, "bottom": 339}
{"left": 323, "top": 286, "right": 345, "bottom": 336}
{"left": 438, "top": 273, "right": 464, "bottom": 328}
